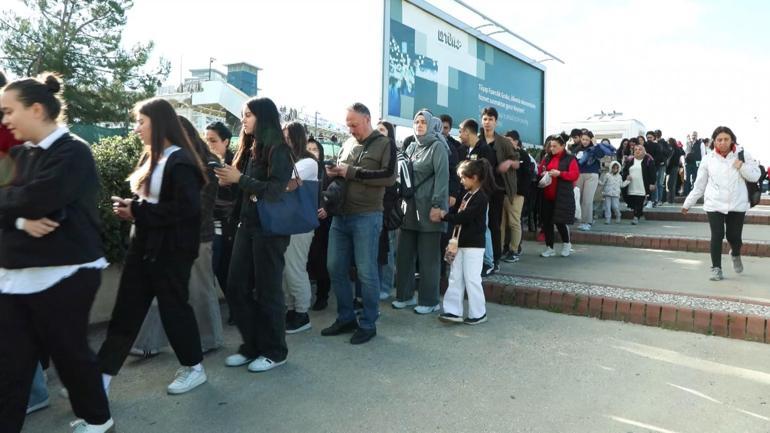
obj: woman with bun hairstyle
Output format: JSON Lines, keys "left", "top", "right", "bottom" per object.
{"left": 97, "top": 98, "right": 209, "bottom": 397}
{"left": 130, "top": 115, "right": 224, "bottom": 356}
{"left": 0, "top": 73, "right": 113, "bottom": 433}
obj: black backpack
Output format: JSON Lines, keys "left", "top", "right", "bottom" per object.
{"left": 738, "top": 150, "right": 764, "bottom": 207}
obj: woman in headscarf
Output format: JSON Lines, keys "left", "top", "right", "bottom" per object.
{"left": 391, "top": 110, "right": 449, "bottom": 314}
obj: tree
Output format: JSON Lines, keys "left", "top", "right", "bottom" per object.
{"left": 0, "top": 0, "right": 170, "bottom": 125}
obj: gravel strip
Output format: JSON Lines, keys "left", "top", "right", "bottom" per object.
{"left": 486, "top": 273, "right": 770, "bottom": 318}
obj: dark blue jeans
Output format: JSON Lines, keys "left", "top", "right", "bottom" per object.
{"left": 328, "top": 212, "right": 383, "bottom": 330}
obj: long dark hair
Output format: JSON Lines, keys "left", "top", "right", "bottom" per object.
{"left": 711, "top": 126, "right": 736, "bottom": 144}
{"left": 233, "top": 97, "right": 284, "bottom": 170}
{"left": 285, "top": 121, "right": 314, "bottom": 161}
{"left": 542, "top": 134, "right": 567, "bottom": 165}
{"left": 178, "top": 116, "right": 216, "bottom": 163}
{"left": 458, "top": 158, "right": 499, "bottom": 195}
{"left": 132, "top": 98, "right": 206, "bottom": 194}
{"left": 377, "top": 120, "right": 396, "bottom": 139}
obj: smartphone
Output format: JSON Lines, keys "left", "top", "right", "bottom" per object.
{"left": 207, "top": 160, "right": 224, "bottom": 169}
{"left": 323, "top": 160, "right": 336, "bottom": 167}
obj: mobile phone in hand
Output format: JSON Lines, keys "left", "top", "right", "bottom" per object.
{"left": 208, "top": 160, "right": 224, "bottom": 169}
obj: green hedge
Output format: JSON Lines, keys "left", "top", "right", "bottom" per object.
{"left": 91, "top": 134, "right": 143, "bottom": 263}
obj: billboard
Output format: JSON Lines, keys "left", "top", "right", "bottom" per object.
{"left": 382, "top": 0, "right": 545, "bottom": 148}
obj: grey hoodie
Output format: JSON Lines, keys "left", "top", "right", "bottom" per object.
{"left": 402, "top": 111, "right": 449, "bottom": 232}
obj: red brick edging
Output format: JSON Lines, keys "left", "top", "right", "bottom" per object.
{"left": 482, "top": 281, "right": 768, "bottom": 344}
{"left": 523, "top": 231, "right": 770, "bottom": 257}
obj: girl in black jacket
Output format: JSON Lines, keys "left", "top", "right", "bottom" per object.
{"left": 438, "top": 159, "right": 493, "bottom": 325}
{"left": 98, "top": 98, "right": 208, "bottom": 396}
{"left": 0, "top": 73, "right": 113, "bottom": 433}
{"left": 214, "top": 97, "right": 294, "bottom": 372}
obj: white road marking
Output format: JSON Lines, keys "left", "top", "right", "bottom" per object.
{"left": 666, "top": 383, "right": 722, "bottom": 404}
{"left": 736, "top": 409, "right": 770, "bottom": 422}
{"left": 607, "top": 415, "right": 681, "bottom": 433}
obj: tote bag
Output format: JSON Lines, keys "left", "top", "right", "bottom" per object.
{"left": 256, "top": 154, "right": 320, "bottom": 236}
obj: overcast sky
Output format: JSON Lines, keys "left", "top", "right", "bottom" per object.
{"left": 10, "top": 0, "right": 770, "bottom": 160}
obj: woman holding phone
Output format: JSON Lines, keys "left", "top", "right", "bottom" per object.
{"left": 97, "top": 98, "right": 209, "bottom": 396}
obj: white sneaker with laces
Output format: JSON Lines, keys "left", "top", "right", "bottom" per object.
{"left": 561, "top": 243, "right": 572, "bottom": 257}
{"left": 167, "top": 366, "right": 207, "bottom": 395}
{"left": 225, "top": 353, "right": 254, "bottom": 367}
{"left": 414, "top": 304, "right": 440, "bottom": 315}
{"left": 248, "top": 356, "right": 286, "bottom": 372}
{"left": 541, "top": 247, "right": 556, "bottom": 258}
{"left": 391, "top": 294, "right": 418, "bottom": 309}
{"left": 70, "top": 418, "right": 114, "bottom": 433}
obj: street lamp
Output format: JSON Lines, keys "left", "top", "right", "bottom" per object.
{"left": 208, "top": 57, "right": 216, "bottom": 80}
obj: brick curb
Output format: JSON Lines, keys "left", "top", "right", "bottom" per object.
{"left": 522, "top": 231, "right": 770, "bottom": 257}
{"left": 618, "top": 210, "right": 770, "bottom": 224}
{"left": 481, "top": 280, "right": 768, "bottom": 344}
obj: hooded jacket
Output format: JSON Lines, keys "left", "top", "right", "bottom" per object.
{"left": 599, "top": 161, "right": 627, "bottom": 198}
{"left": 683, "top": 146, "right": 761, "bottom": 214}
{"left": 402, "top": 110, "right": 449, "bottom": 232}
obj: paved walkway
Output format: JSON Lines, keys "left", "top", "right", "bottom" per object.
{"left": 584, "top": 218, "right": 770, "bottom": 242}
{"left": 23, "top": 303, "right": 770, "bottom": 433}
{"left": 504, "top": 241, "right": 770, "bottom": 303}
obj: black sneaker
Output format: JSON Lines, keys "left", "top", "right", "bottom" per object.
{"left": 350, "top": 327, "right": 376, "bottom": 345}
{"left": 493, "top": 263, "right": 500, "bottom": 273}
{"left": 501, "top": 252, "right": 519, "bottom": 263}
{"left": 321, "top": 319, "right": 359, "bottom": 336}
{"left": 285, "top": 310, "right": 296, "bottom": 327}
{"left": 481, "top": 264, "right": 494, "bottom": 278}
{"left": 438, "top": 313, "right": 463, "bottom": 324}
{"left": 311, "top": 298, "right": 328, "bottom": 311}
{"left": 353, "top": 298, "right": 364, "bottom": 313}
{"left": 286, "top": 312, "right": 311, "bottom": 334}
{"left": 464, "top": 314, "right": 488, "bottom": 325}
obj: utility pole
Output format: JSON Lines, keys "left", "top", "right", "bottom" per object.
{"left": 208, "top": 57, "right": 216, "bottom": 80}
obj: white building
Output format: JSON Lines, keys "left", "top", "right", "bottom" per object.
{"left": 560, "top": 111, "right": 647, "bottom": 146}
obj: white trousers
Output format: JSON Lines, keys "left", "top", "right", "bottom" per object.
{"left": 283, "top": 231, "right": 314, "bottom": 313}
{"left": 442, "top": 248, "right": 486, "bottom": 319}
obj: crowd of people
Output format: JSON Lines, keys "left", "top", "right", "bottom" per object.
{"left": 0, "top": 70, "right": 766, "bottom": 433}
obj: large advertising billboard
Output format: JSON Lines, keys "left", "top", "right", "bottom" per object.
{"left": 382, "top": 0, "right": 545, "bottom": 148}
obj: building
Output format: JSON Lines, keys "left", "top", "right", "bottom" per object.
{"left": 560, "top": 111, "right": 647, "bottom": 146}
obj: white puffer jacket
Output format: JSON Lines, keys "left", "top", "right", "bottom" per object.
{"left": 683, "top": 147, "right": 761, "bottom": 214}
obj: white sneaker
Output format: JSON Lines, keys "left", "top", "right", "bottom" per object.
{"left": 561, "top": 243, "right": 572, "bottom": 257}
{"left": 379, "top": 291, "right": 391, "bottom": 301}
{"left": 391, "top": 294, "right": 418, "bottom": 309}
{"left": 248, "top": 356, "right": 286, "bottom": 373}
{"left": 70, "top": 418, "right": 114, "bottom": 433}
{"left": 414, "top": 304, "right": 440, "bottom": 315}
{"left": 631, "top": 217, "right": 639, "bottom": 225}
{"left": 645, "top": 202, "right": 652, "bottom": 209}
{"left": 541, "top": 247, "right": 556, "bottom": 258}
{"left": 225, "top": 353, "right": 254, "bottom": 367}
{"left": 167, "top": 366, "right": 207, "bottom": 395}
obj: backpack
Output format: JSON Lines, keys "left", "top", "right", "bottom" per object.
{"left": 738, "top": 150, "right": 764, "bottom": 207}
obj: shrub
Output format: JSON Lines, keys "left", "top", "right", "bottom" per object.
{"left": 91, "top": 134, "right": 143, "bottom": 263}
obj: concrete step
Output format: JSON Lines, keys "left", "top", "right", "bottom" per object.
{"left": 617, "top": 204, "right": 770, "bottom": 224}
{"left": 524, "top": 219, "right": 770, "bottom": 257}
{"left": 485, "top": 241, "right": 770, "bottom": 344}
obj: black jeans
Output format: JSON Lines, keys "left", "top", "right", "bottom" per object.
{"left": 488, "top": 190, "right": 505, "bottom": 263}
{"left": 212, "top": 219, "right": 236, "bottom": 296}
{"left": 0, "top": 270, "right": 111, "bottom": 431}
{"left": 541, "top": 199, "right": 570, "bottom": 248}
{"left": 227, "top": 224, "right": 290, "bottom": 361}
{"left": 626, "top": 195, "right": 645, "bottom": 218}
{"left": 707, "top": 211, "right": 745, "bottom": 269}
{"left": 99, "top": 254, "right": 202, "bottom": 375}
{"left": 666, "top": 169, "right": 679, "bottom": 203}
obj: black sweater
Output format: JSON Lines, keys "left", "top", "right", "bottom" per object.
{"left": 442, "top": 189, "right": 488, "bottom": 248}
{"left": 0, "top": 133, "right": 103, "bottom": 269}
{"left": 128, "top": 148, "right": 204, "bottom": 262}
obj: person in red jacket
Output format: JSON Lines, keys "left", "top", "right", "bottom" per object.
{"left": 537, "top": 135, "right": 579, "bottom": 257}
{"left": 0, "top": 71, "right": 24, "bottom": 186}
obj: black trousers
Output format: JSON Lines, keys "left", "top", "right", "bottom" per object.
{"left": 626, "top": 195, "right": 645, "bottom": 218}
{"left": 541, "top": 199, "right": 570, "bottom": 248}
{"left": 666, "top": 170, "right": 679, "bottom": 203}
{"left": 488, "top": 190, "right": 505, "bottom": 263}
{"left": 227, "top": 225, "right": 290, "bottom": 361}
{"left": 707, "top": 211, "right": 745, "bottom": 268}
{"left": 0, "top": 269, "right": 111, "bottom": 431}
{"left": 98, "top": 255, "right": 202, "bottom": 375}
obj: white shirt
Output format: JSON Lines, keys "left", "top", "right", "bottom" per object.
{"left": 293, "top": 158, "right": 320, "bottom": 181}
{"left": 628, "top": 159, "right": 646, "bottom": 196}
{"left": 129, "top": 145, "right": 181, "bottom": 203}
{"left": 1, "top": 126, "right": 109, "bottom": 295}
{"left": 683, "top": 147, "right": 761, "bottom": 214}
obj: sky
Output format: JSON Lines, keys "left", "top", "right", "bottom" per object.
{"left": 7, "top": 0, "right": 770, "bottom": 161}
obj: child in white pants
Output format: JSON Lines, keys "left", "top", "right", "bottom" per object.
{"left": 439, "top": 159, "right": 492, "bottom": 325}
{"left": 599, "top": 161, "right": 628, "bottom": 224}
